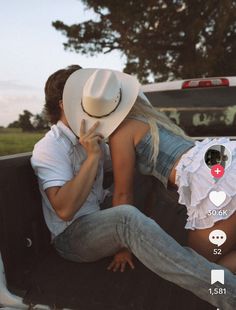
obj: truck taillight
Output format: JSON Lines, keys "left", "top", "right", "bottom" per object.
{"left": 182, "top": 78, "right": 229, "bottom": 89}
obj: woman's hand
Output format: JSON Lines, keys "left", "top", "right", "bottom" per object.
{"left": 107, "top": 248, "right": 135, "bottom": 272}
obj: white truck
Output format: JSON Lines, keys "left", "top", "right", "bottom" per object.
{"left": 1, "top": 76, "right": 235, "bottom": 310}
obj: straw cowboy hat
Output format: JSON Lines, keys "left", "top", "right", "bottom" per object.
{"left": 62, "top": 68, "right": 140, "bottom": 138}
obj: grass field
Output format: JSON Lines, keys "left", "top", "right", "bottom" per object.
{"left": 0, "top": 128, "right": 47, "bottom": 156}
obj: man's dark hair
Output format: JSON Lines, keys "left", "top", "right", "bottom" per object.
{"left": 44, "top": 65, "right": 82, "bottom": 124}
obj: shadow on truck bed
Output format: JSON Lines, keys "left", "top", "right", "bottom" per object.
{"left": 0, "top": 154, "right": 215, "bottom": 309}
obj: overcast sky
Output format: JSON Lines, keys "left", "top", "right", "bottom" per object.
{"left": 0, "top": 0, "right": 125, "bottom": 126}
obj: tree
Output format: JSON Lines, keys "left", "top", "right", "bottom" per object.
{"left": 8, "top": 120, "right": 20, "bottom": 128}
{"left": 53, "top": 0, "right": 236, "bottom": 82}
{"left": 18, "top": 110, "right": 34, "bottom": 132}
{"left": 32, "top": 111, "right": 50, "bottom": 130}
{"left": 8, "top": 110, "right": 50, "bottom": 131}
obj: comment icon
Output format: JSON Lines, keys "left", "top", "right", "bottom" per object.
{"left": 209, "top": 230, "right": 227, "bottom": 247}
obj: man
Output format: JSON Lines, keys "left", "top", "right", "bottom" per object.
{"left": 31, "top": 65, "right": 236, "bottom": 310}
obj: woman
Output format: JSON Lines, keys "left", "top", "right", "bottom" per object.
{"left": 109, "top": 93, "right": 236, "bottom": 272}
{"left": 63, "top": 68, "right": 236, "bottom": 273}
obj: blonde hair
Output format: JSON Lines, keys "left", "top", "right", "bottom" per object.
{"left": 127, "top": 93, "right": 193, "bottom": 165}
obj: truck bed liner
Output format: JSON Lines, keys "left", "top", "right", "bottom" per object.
{"left": 0, "top": 154, "right": 215, "bottom": 309}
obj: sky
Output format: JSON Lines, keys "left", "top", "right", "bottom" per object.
{"left": 0, "top": 0, "right": 125, "bottom": 127}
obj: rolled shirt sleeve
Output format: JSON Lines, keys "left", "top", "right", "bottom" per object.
{"left": 31, "top": 140, "right": 73, "bottom": 191}
{"left": 30, "top": 122, "right": 103, "bottom": 239}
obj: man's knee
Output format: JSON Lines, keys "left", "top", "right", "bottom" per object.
{"left": 116, "top": 204, "right": 142, "bottom": 221}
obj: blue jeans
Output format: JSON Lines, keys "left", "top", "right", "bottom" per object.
{"left": 53, "top": 205, "right": 236, "bottom": 309}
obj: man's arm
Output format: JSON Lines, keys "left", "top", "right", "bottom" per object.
{"left": 46, "top": 120, "right": 103, "bottom": 221}
{"left": 46, "top": 153, "right": 100, "bottom": 221}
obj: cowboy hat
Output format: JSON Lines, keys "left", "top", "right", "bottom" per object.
{"left": 62, "top": 68, "right": 140, "bottom": 138}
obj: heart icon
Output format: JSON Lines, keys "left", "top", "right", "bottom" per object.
{"left": 209, "top": 191, "right": 226, "bottom": 207}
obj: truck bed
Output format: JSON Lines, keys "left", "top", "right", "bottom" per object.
{"left": 0, "top": 153, "right": 215, "bottom": 309}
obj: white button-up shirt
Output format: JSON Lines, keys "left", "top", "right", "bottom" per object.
{"left": 31, "top": 120, "right": 112, "bottom": 239}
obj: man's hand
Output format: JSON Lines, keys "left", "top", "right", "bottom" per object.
{"left": 79, "top": 120, "right": 103, "bottom": 157}
{"left": 107, "top": 248, "right": 135, "bottom": 272}
{"left": 45, "top": 120, "right": 104, "bottom": 221}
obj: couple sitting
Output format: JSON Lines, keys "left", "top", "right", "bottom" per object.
{"left": 31, "top": 65, "right": 236, "bottom": 310}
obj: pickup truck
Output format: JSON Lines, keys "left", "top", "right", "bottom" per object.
{"left": 143, "top": 76, "right": 236, "bottom": 138}
{"left": 1, "top": 77, "right": 235, "bottom": 310}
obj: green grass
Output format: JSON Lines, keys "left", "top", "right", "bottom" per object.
{"left": 0, "top": 128, "right": 47, "bottom": 156}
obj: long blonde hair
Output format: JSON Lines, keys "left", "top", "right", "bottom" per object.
{"left": 127, "top": 92, "right": 193, "bottom": 165}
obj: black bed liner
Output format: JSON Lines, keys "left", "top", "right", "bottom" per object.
{"left": 0, "top": 154, "right": 215, "bottom": 309}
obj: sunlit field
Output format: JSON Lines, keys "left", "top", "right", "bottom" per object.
{"left": 0, "top": 128, "right": 47, "bottom": 156}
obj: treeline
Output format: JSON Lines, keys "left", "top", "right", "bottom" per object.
{"left": 8, "top": 110, "right": 50, "bottom": 132}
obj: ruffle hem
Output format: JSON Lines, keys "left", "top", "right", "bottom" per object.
{"left": 175, "top": 138, "right": 236, "bottom": 230}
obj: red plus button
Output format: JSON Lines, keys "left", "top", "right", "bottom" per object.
{"left": 211, "top": 164, "right": 225, "bottom": 178}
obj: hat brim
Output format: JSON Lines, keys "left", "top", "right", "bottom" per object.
{"left": 63, "top": 68, "right": 140, "bottom": 138}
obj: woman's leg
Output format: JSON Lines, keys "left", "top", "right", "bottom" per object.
{"left": 188, "top": 211, "right": 236, "bottom": 267}
{"left": 54, "top": 205, "right": 236, "bottom": 310}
